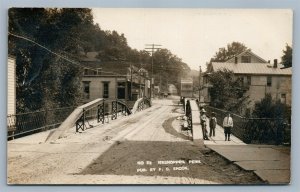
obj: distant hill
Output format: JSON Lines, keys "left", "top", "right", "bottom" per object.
{"left": 189, "top": 69, "right": 199, "bottom": 77}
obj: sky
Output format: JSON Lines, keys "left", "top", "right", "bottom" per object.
{"left": 92, "top": 8, "right": 293, "bottom": 70}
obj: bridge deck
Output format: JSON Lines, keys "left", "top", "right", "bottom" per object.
{"left": 7, "top": 98, "right": 274, "bottom": 184}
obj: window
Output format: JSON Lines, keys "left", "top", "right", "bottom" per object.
{"left": 241, "top": 56, "right": 251, "bottom": 63}
{"left": 247, "top": 76, "right": 251, "bottom": 86}
{"left": 117, "top": 82, "right": 126, "bottom": 99}
{"left": 83, "top": 81, "right": 90, "bottom": 99}
{"left": 182, "top": 84, "right": 192, "bottom": 91}
{"left": 103, "top": 82, "right": 109, "bottom": 98}
{"left": 84, "top": 69, "right": 88, "bottom": 75}
{"left": 267, "top": 76, "right": 272, "bottom": 87}
{"left": 281, "top": 93, "right": 286, "bottom": 104}
{"left": 97, "top": 68, "right": 102, "bottom": 75}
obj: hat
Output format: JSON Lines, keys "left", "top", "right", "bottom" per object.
{"left": 211, "top": 112, "right": 215, "bottom": 115}
{"left": 201, "top": 108, "right": 206, "bottom": 113}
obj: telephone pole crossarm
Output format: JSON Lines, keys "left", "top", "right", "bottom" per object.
{"left": 144, "top": 44, "right": 162, "bottom": 100}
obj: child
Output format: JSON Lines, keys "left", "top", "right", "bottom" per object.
{"left": 209, "top": 112, "right": 217, "bottom": 137}
{"left": 200, "top": 108, "right": 209, "bottom": 140}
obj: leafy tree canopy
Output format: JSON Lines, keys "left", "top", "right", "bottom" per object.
{"left": 281, "top": 44, "right": 292, "bottom": 68}
{"left": 210, "top": 42, "right": 248, "bottom": 63}
{"left": 252, "top": 94, "right": 291, "bottom": 122}
{"left": 8, "top": 8, "right": 190, "bottom": 112}
{"left": 152, "top": 49, "right": 190, "bottom": 92}
{"left": 9, "top": 8, "right": 95, "bottom": 112}
{"left": 208, "top": 68, "right": 249, "bottom": 113}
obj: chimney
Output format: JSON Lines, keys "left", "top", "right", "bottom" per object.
{"left": 234, "top": 57, "right": 238, "bottom": 64}
{"left": 273, "top": 59, "right": 278, "bottom": 68}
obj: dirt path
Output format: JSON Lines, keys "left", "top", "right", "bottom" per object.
{"left": 7, "top": 98, "right": 264, "bottom": 184}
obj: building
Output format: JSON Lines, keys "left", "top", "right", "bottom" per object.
{"left": 80, "top": 52, "right": 150, "bottom": 103}
{"left": 7, "top": 56, "right": 16, "bottom": 115}
{"left": 7, "top": 56, "right": 16, "bottom": 133}
{"left": 153, "top": 85, "right": 160, "bottom": 97}
{"left": 168, "top": 84, "right": 178, "bottom": 95}
{"left": 205, "top": 49, "right": 292, "bottom": 111}
{"left": 180, "top": 78, "right": 193, "bottom": 98}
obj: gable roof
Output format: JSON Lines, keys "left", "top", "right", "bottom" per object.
{"left": 225, "top": 49, "right": 268, "bottom": 63}
{"left": 211, "top": 62, "right": 292, "bottom": 76}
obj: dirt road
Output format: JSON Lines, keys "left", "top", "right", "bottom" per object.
{"left": 7, "top": 98, "right": 264, "bottom": 184}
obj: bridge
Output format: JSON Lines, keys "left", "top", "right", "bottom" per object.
{"left": 7, "top": 96, "right": 290, "bottom": 184}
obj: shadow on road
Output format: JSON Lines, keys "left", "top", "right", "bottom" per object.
{"left": 79, "top": 140, "right": 264, "bottom": 184}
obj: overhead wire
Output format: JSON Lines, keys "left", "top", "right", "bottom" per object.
{"left": 9, "top": 32, "right": 191, "bottom": 76}
{"left": 8, "top": 32, "right": 120, "bottom": 75}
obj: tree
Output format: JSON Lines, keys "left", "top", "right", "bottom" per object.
{"left": 96, "top": 30, "right": 131, "bottom": 61}
{"left": 252, "top": 94, "right": 291, "bottom": 120}
{"left": 9, "top": 8, "right": 191, "bottom": 113}
{"left": 208, "top": 69, "right": 249, "bottom": 113}
{"left": 281, "top": 44, "right": 292, "bottom": 68}
{"left": 152, "top": 49, "right": 190, "bottom": 92}
{"left": 210, "top": 42, "right": 247, "bottom": 63}
{"left": 9, "top": 8, "right": 94, "bottom": 112}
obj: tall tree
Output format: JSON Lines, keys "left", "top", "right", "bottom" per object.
{"left": 9, "top": 8, "right": 191, "bottom": 112}
{"left": 208, "top": 69, "right": 249, "bottom": 113}
{"left": 9, "top": 8, "right": 94, "bottom": 112}
{"left": 210, "top": 42, "right": 248, "bottom": 63}
{"left": 152, "top": 49, "right": 190, "bottom": 92}
{"left": 281, "top": 44, "right": 292, "bottom": 68}
{"left": 96, "top": 30, "right": 131, "bottom": 61}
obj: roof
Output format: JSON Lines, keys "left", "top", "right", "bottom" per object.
{"left": 211, "top": 62, "right": 292, "bottom": 75}
{"left": 225, "top": 49, "right": 268, "bottom": 63}
{"left": 181, "top": 78, "right": 193, "bottom": 83}
{"left": 80, "top": 51, "right": 150, "bottom": 75}
{"left": 82, "top": 61, "right": 130, "bottom": 75}
{"left": 82, "top": 61, "right": 149, "bottom": 77}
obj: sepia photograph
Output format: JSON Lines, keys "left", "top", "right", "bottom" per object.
{"left": 7, "top": 8, "right": 292, "bottom": 185}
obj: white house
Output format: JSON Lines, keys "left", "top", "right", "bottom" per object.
{"left": 205, "top": 49, "right": 292, "bottom": 111}
{"left": 7, "top": 56, "right": 16, "bottom": 116}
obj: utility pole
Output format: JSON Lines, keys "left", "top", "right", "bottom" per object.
{"left": 159, "top": 65, "right": 162, "bottom": 94}
{"left": 145, "top": 44, "right": 162, "bottom": 99}
{"left": 130, "top": 64, "right": 133, "bottom": 100}
{"left": 139, "top": 63, "right": 142, "bottom": 98}
{"left": 199, "top": 66, "right": 202, "bottom": 103}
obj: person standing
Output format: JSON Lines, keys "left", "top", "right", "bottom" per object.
{"left": 200, "top": 108, "right": 209, "bottom": 140}
{"left": 223, "top": 113, "right": 233, "bottom": 141}
{"left": 209, "top": 112, "right": 217, "bottom": 137}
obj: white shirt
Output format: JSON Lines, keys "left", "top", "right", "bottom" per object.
{"left": 223, "top": 116, "right": 233, "bottom": 127}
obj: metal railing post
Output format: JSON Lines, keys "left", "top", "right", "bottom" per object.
{"left": 111, "top": 100, "right": 117, "bottom": 120}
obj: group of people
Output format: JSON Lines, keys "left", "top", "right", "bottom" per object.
{"left": 200, "top": 108, "right": 233, "bottom": 141}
